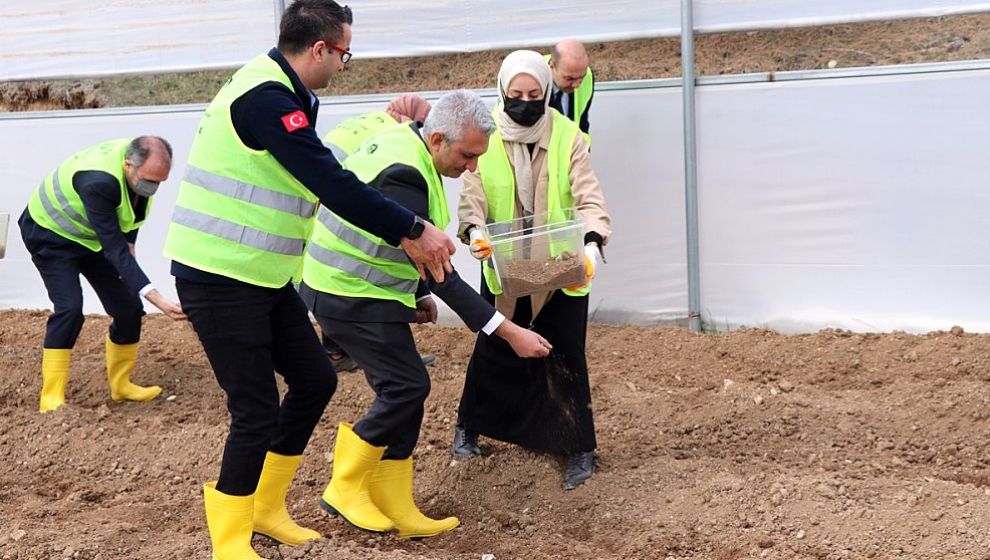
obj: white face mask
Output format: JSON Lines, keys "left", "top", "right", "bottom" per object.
{"left": 133, "top": 179, "right": 160, "bottom": 197}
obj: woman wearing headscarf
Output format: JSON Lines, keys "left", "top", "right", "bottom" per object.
{"left": 452, "top": 49, "right": 611, "bottom": 490}
{"left": 385, "top": 94, "right": 432, "bottom": 124}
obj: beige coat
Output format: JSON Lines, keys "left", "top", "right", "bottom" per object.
{"left": 457, "top": 120, "right": 611, "bottom": 319}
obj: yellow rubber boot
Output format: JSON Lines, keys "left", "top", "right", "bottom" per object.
{"left": 369, "top": 457, "right": 460, "bottom": 538}
{"left": 105, "top": 335, "right": 161, "bottom": 402}
{"left": 203, "top": 482, "right": 267, "bottom": 560}
{"left": 253, "top": 452, "right": 321, "bottom": 545}
{"left": 39, "top": 348, "right": 72, "bottom": 413}
{"left": 319, "top": 423, "right": 394, "bottom": 532}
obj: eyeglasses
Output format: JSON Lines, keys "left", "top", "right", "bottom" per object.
{"left": 326, "top": 42, "right": 352, "bottom": 64}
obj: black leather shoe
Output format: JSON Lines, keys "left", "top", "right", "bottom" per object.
{"left": 452, "top": 425, "right": 481, "bottom": 458}
{"left": 328, "top": 351, "right": 359, "bottom": 373}
{"left": 562, "top": 451, "right": 595, "bottom": 490}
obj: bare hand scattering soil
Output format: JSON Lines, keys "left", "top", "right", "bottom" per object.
{"left": 4, "top": 310, "right": 990, "bottom": 559}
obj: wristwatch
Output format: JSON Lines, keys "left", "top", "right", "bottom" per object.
{"left": 407, "top": 215, "right": 427, "bottom": 240}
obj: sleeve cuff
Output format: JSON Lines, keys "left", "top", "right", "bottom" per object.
{"left": 396, "top": 211, "right": 417, "bottom": 244}
{"left": 138, "top": 284, "right": 155, "bottom": 298}
{"left": 416, "top": 294, "right": 433, "bottom": 302}
{"left": 584, "top": 231, "right": 604, "bottom": 247}
{"left": 481, "top": 311, "right": 506, "bottom": 335}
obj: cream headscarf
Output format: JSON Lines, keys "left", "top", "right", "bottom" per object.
{"left": 495, "top": 50, "right": 553, "bottom": 214}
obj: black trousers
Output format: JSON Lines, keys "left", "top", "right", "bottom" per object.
{"left": 316, "top": 315, "right": 429, "bottom": 460}
{"left": 176, "top": 280, "right": 337, "bottom": 496}
{"left": 321, "top": 333, "right": 344, "bottom": 355}
{"left": 458, "top": 284, "right": 596, "bottom": 454}
{"left": 20, "top": 212, "right": 143, "bottom": 349}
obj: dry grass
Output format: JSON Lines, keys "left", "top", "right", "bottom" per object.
{"left": 1, "top": 13, "right": 989, "bottom": 111}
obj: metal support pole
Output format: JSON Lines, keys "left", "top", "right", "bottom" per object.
{"left": 681, "top": 0, "right": 702, "bottom": 332}
{"left": 274, "top": 0, "right": 286, "bottom": 32}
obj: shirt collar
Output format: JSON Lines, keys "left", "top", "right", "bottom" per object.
{"left": 411, "top": 122, "right": 429, "bottom": 148}
{"left": 268, "top": 47, "right": 316, "bottom": 116}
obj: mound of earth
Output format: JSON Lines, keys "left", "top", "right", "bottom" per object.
{"left": 3, "top": 310, "right": 990, "bottom": 559}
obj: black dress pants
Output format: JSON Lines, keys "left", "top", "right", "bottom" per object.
{"left": 20, "top": 211, "right": 143, "bottom": 349}
{"left": 457, "top": 284, "right": 597, "bottom": 454}
{"left": 177, "top": 279, "right": 337, "bottom": 496}
{"left": 316, "top": 316, "right": 429, "bottom": 460}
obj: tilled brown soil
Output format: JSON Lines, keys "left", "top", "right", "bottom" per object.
{"left": 3, "top": 310, "right": 990, "bottom": 559}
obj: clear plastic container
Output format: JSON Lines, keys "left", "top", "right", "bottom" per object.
{"left": 485, "top": 208, "right": 586, "bottom": 298}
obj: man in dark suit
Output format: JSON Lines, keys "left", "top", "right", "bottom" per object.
{"left": 547, "top": 39, "right": 594, "bottom": 140}
{"left": 19, "top": 136, "right": 186, "bottom": 414}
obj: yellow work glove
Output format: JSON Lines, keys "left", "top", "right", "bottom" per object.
{"left": 469, "top": 228, "right": 492, "bottom": 260}
{"left": 565, "top": 245, "right": 599, "bottom": 291}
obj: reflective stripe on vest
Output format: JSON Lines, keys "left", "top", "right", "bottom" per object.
{"left": 326, "top": 141, "right": 348, "bottom": 163}
{"left": 36, "top": 176, "right": 94, "bottom": 241}
{"left": 51, "top": 172, "right": 92, "bottom": 230}
{"left": 184, "top": 164, "right": 316, "bottom": 218}
{"left": 307, "top": 242, "right": 418, "bottom": 293}
{"left": 315, "top": 207, "right": 408, "bottom": 262}
{"left": 303, "top": 124, "right": 445, "bottom": 307}
{"left": 26, "top": 138, "right": 146, "bottom": 251}
{"left": 477, "top": 110, "right": 590, "bottom": 297}
{"left": 164, "top": 54, "right": 319, "bottom": 288}
{"left": 171, "top": 206, "right": 305, "bottom": 256}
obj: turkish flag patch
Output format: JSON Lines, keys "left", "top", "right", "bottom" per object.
{"left": 281, "top": 110, "right": 310, "bottom": 132}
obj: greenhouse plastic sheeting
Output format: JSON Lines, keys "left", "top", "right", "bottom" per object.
{"left": 3, "top": 0, "right": 990, "bottom": 80}
{"left": 2, "top": 66, "right": 990, "bottom": 333}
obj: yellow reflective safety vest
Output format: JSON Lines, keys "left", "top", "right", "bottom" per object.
{"left": 322, "top": 111, "right": 399, "bottom": 160}
{"left": 164, "top": 54, "right": 319, "bottom": 288}
{"left": 27, "top": 139, "right": 151, "bottom": 252}
{"left": 544, "top": 53, "right": 593, "bottom": 147}
{"left": 302, "top": 124, "right": 448, "bottom": 309}
{"left": 478, "top": 109, "right": 590, "bottom": 297}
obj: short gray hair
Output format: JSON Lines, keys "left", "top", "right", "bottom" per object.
{"left": 422, "top": 90, "right": 495, "bottom": 143}
{"left": 125, "top": 136, "right": 172, "bottom": 167}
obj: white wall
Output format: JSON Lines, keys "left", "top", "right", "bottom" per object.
{"left": 2, "top": 65, "right": 989, "bottom": 333}
{"left": 3, "top": 1, "right": 990, "bottom": 80}
{"left": 696, "top": 70, "right": 990, "bottom": 332}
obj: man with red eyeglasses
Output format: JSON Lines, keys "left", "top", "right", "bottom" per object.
{"left": 164, "top": 1, "right": 456, "bottom": 558}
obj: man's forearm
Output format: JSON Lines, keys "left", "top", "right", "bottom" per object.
{"left": 427, "top": 269, "right": 497, "bottom": 332}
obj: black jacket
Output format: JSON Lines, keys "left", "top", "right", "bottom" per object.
{"left": 20, "top": 170, "right": 151, "bottom": 296}
{"left": 549, "top": 81, "right": 594, "bottom": 135}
